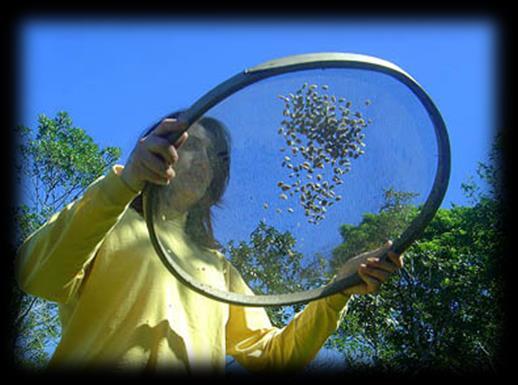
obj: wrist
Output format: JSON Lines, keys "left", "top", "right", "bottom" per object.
{"left": 325, "top": 291, "right": 352, "bottom": 311}
{"left": 119, "top": 165, "right": 144, "bottom": 194}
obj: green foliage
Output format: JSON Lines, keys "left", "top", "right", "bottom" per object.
{"left": 325, "top": 135, "right": 504, "bottom": 374}
{"left": 225, "top": 133, "right": 504, "bottom": 374}
{"left": 14, "top": 111, "right": 504, "bottom": 375}
{"left": 331, "top": 187, "right": 419, "bottom": 271}
{"left": 331, "top": 202, "right": 503, "bottom": 373}
{"left": 13, "top": 112, "right": 121, "bottom": 368}
{"left": 224, "top": 221, "right": 329, "bottom": 327}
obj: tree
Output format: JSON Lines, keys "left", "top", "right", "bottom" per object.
{"left": 218, "top": 133, "right": 505, "bottom": 375}
{"left": 326, "top": 134, "right": 504, "bottom": 374}
{"left": 224, "top": 220, "right": 329, "bottom": 327}
{"left": 13, "top": 112, "right": 121, "bottom": 368}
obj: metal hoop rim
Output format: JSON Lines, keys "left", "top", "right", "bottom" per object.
{"left": 144, "top": 52, "right": 451, "bottom": 306}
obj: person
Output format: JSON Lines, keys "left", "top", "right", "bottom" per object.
{"left": 15, "top": 112, "right": 404, "bottom": 374}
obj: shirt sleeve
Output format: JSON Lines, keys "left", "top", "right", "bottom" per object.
{"left": 224, "top": 262, "right": 351, "bottom": 372}
{"left": 15, "top": 165, "right": 139, "bottom": 304}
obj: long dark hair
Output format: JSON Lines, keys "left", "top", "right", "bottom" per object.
{"left": 129, "top": 111, "right": 231, "bottom": 251}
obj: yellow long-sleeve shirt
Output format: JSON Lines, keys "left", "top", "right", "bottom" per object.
{"left": 15, "top": 165, "right": 350, "bottom": 374}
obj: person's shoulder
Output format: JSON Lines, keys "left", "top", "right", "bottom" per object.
{"left": 207, "top": 249, "right": 239, "bottom": 273}
{"left": 208, "top": 248, "right": 228, "bottom": 264}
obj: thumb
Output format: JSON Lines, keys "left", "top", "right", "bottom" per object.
{"left": 370, "top": 239, "right": 393, "bottom": 257}
{"left": 153, "top": 118, "right": 188, "bottom": 138}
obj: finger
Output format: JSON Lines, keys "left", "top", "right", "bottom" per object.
{"left": 355, "top": 241, "right": 390, "bottom": 261}
{"left": 140, "top": 159, "right": 174, "bottom": 185}
{"left": 358, "top": 265, "right": 382, "bottom": 293}
{"left": 140, "top": 150, "right": 172, "bottom": 176}
{"left": 362, "top": 264, "right": 390, "bottom": 283}
{"left": 371, "top": 240, "right": 393, "bottom": 257}
{"left": 366, "top": 258, "right": 398, "bottom": 273}
{"left": 382, "top": 240, "right": 393, "bottom": 252}
{"left": 174, "top": 132, "right": 189, "bottom": 149}
{"left": 387, "top": 251, "right": 404, "bottom": 269}
{"left": 152, "top": 118, "right": 188, "bottom": 138}
{"left": 144, "top": 136, "right": 179, "bottom": 165}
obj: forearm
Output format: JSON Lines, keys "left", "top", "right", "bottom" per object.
{"left": 236, "top": 293, "right": 351, "bottom": 372}
{"left": 15, "top": 165, "right": 138, "bottom": 303}
{"left": 270, "top": 293, "right": 350, "bottom": 369}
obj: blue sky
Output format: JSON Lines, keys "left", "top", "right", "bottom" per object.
{"left": 19, "top": 18, "right": 496, "bottom": 208}
{"left": 18, "top": 16, "right": 496, "bottom": 370}
{"left": 18, "top": 17, "right": 497, "bottom": 266}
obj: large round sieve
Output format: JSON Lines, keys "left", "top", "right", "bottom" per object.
{"left": 142, "top": 52, "right": 450, "bottom": 306}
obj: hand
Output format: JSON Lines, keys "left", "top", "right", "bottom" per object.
{"left": 335, "top": 240, "right": 404, "bottom": 296}
{"left": 121, "top": 118, "right": 189, "bottom": 192}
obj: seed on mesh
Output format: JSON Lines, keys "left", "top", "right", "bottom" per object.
{"left": 287, "top": 208, "right": 294, "bottom": 213}
{"left": 277, "top": 83, "right": 372, "bottom": 224}
{"left": 263, "top": 202, "right": 269, "bottom": 209}
{"left": 280, "top": 193, "right": 288, "bottom": 200}
{"left": 276, "top": 208, "right": 282, "bottom": 214}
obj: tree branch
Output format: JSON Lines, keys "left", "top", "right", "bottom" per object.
{"left": 15, "top": 296, "right": 39, "bottom": 327}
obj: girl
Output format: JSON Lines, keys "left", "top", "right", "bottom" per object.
{"left": 16, "top": 113, "right": 403, "bottom": 374}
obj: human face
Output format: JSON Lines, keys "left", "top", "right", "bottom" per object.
{"left": 160, "top": 122, "right": 215, "bottom": 213}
